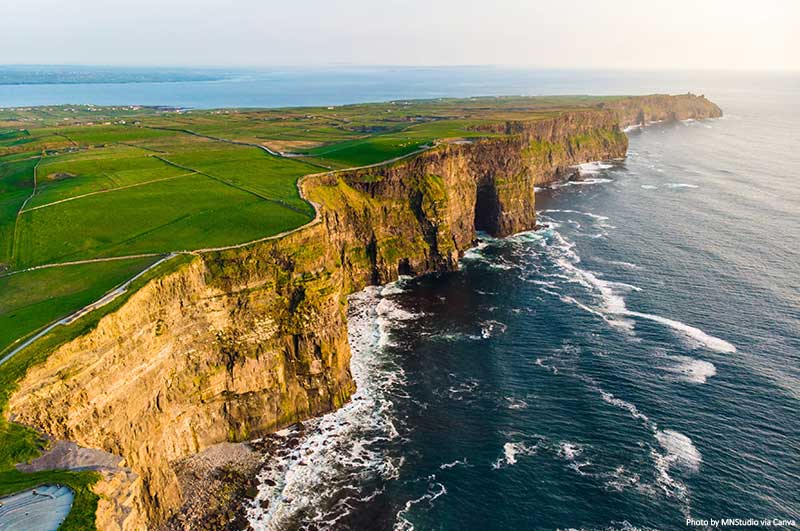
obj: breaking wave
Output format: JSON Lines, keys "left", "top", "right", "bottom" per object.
{"left": 247, "top": 283, "right": 417, "bottom": 530}
{"left": 661, "top": 355, "right": 718, "bottom": 384}
{"left": 493, "top": 441, "right": 539, "bottom": 468}
{"left": 530, "top": 214, "right": 736, "bottom": 354}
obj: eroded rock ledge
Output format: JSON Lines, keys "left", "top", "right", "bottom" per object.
{"left": 6, "top": 94, "right": 720, "bottom": 530}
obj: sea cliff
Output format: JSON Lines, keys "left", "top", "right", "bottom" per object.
{"left": 6, "top": 94, "right": 720, "bottom": 530}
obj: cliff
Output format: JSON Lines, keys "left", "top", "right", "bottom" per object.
{"left": 5, "top": 96, "right": 719, "bottom": 530}
{"left": 602, "top": 93, "right": 723, "bottom": 128}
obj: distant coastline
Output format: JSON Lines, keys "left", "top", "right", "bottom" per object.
{"left": 0, "top": 67, "right": 789, "bottom": 110}
{"left": 0, "top": 65, "right": 228, "bottom": 86}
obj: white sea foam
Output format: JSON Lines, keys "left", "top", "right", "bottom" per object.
{"left": 247, "top": 287, "right": 412, "bottom": 530}
{"left": 444, "top": 379, "right": 480, "bottom": 401}
{"left": 604, "top": 465, "right": 642, "bottom": 492}
{"left": 576, "top": 161, "right": 615, "bottom": 175}
{"left": 665, "top": 183, "right": 699, "bottom": 189}
{"left": 646, "top": 429, "right": 701, "bottom": 515}
{"left": 599, "top": 389, "right": 651, "bottom": 426}
{"left": 461, "top": 240, "right": 490, "bottom": 262}
{"left": 492, "top": 441, "right": 538, "bottom": 468}
{"left": 640, "top": 184, "right": 658, "bottom": 190}
{"left": 394, "top": 476, "right": 447, "bottom": 531}
{"left": 439, "top": 458, "right": 469, "bottom": 469}
{"left": 552, "top": 177, "right": 614, "bottom": 188}
{"left": 552, "top": 256, "right": 635, "bottom": 331}
{"left": 541, "top": 209, "right": 610, "bottom": 221}
{"left": 625, "top": 311, "right": 736, "bottom": 353}
{"left": 505, "top": 397, "right": 529, "bottom": 410}
{"left": 479, "top": 319, "right": 507, "bottom": 339}
{"left": 558, "top": 441, "right": 583, "bottom": 460}
{"left": 662, "top": 356, "right": 717, "bottom": 384}
{"left": 605, "top": 260, "right": 642, "bottom": 270}
{"left": 655, "top": 429, "right": 702, "bottom": 473}
{"left": 375, "top": 298, "right": 419, "bottom": 321}
{"left": 534, "top": 357, "right": 559, "bottom": 374}
{"left": 537, "top": 224, "right": 736, "bottom": 353}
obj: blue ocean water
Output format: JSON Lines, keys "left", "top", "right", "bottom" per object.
{"left": 0, "top": 66, "right": 795, "bottom": 111}
{"left": 241, "top": 76, "right": 800, "bottom": 530}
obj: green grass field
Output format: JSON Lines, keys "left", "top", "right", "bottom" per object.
{"left": 0, "top": 258, "right": 158, "bottom": 355}
{"left": 0, "top": 157, "right": 37, "bottom": 267}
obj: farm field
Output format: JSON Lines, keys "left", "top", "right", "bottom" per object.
{"left": 0, "top": 257, "right": 158, "bottom": 355}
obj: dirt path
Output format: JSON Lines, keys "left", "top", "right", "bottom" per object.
{"left": 140, "top": 124, "right": 332, "bottom": 169}
{"left": 19, "top": 171, "right": 196, "bottom": 214}
{"left": 0, "top": 254, "right": 173, "bottom": 366}
{"left": 10, "top": 155, "right": 41, "bottom": 263}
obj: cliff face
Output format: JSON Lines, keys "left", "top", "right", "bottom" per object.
{"left": 5, "top": 97, "right": 718, "bottom": 530}
{"left": 603, "top": 93, "right": 723, "bottom": 128}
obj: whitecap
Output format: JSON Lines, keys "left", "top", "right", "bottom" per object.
{"left": 661, "top": 356, "right": 717, "bottom": 384}
{"left": 665, "top": 183, "right": 699, "bottom": 189}
{"left": 624, "top": 311, "right": 735, "bottom": 353}
{"left": 553, "top": 177, "right": 614, "bottom": 188}
{"left": 576, "top": 161, "right": 615, "bottom": 175}
{"left": 479, "top": 320, "right": 507, "bottom": 339}
{"left": 540, "top": 209, "right": 610, "bottom": 221}
{"left": 640, "top": 184, "right": 658, "bottom": 190}
{"left": 599, "top": 389, "right": 651, "bottom": 426}
{"left": 655, "top": 429, "right": 702, "bottom": 472}
{"left": 394, "top": 478, "right": 447, "bottom": 531}
{"left": 505, "top": 397, "right": 529, "bottom": 410}
{"left": 604, "top": 260, "right": 643, "bottom": 270}
{"left": 439, "top": 458, "right": 469, "bottom": 469}
{"left": 537, "top": 224, "right": 736, "bottom": 356}
{"left": 492, "top": 441, "right": 538, "bottom": 468}
{"left": 604, "top": 465, "right": 641, "bottom": 492}
{"left": 558, "top": 441, "right": 583, "bottom": 461}
{"left": 375, "top": 298, "right": 419, "bottom": 321}
{"left": 461, "top": 240, "right": 490, "bottom": 262}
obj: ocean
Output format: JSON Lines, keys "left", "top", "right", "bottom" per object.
{"left": 234, "top": 74, "right": 796, "bottom": 531}
{"left": 3, "top": 67, "right": 797, "bottom": 530}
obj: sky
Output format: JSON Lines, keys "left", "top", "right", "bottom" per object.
{"left": 1, "top": 0, "right": 797, "bottom": 71}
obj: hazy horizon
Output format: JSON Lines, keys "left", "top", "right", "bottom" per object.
{"left": 1, "top": 0, "right": 796, "bottom": 72}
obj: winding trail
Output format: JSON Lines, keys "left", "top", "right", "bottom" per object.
{"left": 0, "top": 254, "right": 173, "bottom": 366}
{"left": 9, "top": 155, "right": 41, "bottom": 263}
{"left": 140, "top": 125, "right": 332, "bottom": 169}
{"left": 19, "top": 171, "right": 197, "bottom": 214}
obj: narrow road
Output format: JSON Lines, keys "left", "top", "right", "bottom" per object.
{"left": 0, "top": 254, "right": 174, "bottom": 366}
{"left": 1, "top": 253, "right": 166, "bottom": 278}
{"left": 10, "top": 155, "right": 41, "bottom": 264}
{"left": 140, "top": 125, "right": 332, "bottom": 169}
{"left": 19, "top": 172, "right": 196, "bottom": 214}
